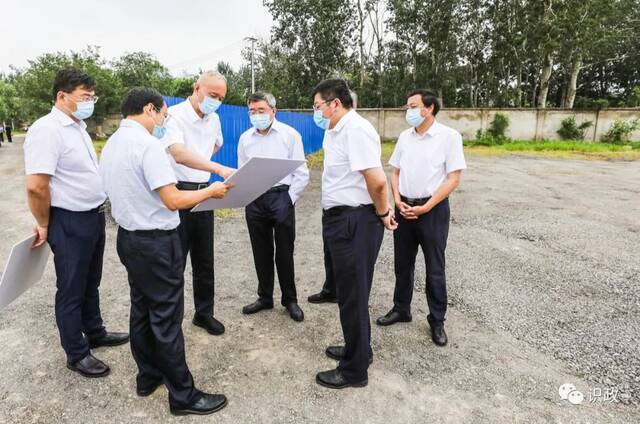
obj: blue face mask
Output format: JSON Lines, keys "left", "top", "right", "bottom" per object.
{"left": 405, "top": 107, "right": 425, "bottom": 128}
{"left": 250, "top": 113, "right": 272, "bottom": 131}
{"left": 152, "top": 125, "right": 166, "bottom": 139}
{"left": 199, "top": 96, "right": 222, "bottom": 115}
{"left": 72, "top": 101, "right": 94, "bottom": 120}
{"left": 313, "top": 110, "right": 330, "bottom": 130}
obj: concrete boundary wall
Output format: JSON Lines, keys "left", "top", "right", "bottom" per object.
{"left": 283, "top": 108, "right": 640, "bottom": 142}
{"left": 90, "top": 108, "right": 640, "bottom": 142}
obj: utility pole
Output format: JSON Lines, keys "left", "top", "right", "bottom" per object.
{"left": 244, "top": 37, "right": 257, "bottom": 93}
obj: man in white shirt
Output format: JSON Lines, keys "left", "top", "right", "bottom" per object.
{"left": 376, "top": 89, "right": 466, "bottom": 347}
{"left": 162, "top": 71, "right": 234, "bottom": 336}
{"left": 311, "top": 79, "right": 397, "bottom": 390}
{"left": 100, "top": 87, "right": 232, "bottom": 416}
{"left": 237, "top": 91, "right": 310, "bottom": 322}
{"left": 308, "top": 89, "right": 358, "bottom": 305}
{"left": 24, "top": 69, "right": 128, "bottom": 378}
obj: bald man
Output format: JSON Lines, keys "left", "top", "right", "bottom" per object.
{"left": 162, "top": 71, "right": 234, "bottom": 336}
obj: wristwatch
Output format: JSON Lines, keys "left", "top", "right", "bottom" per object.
{"left": 376, "top": 208, "right": 391, "bottom": 218}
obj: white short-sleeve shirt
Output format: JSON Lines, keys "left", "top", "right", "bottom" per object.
{"left": 24, "top": 106, "right": 106, "bottom": 211}
{"left": 389, "top": 121, "right": 466, "bottom": 198}
{"left": 161, "top": 99, "right": 223, "bottom": 183}
{"left": 99, "top": 119, "right": 179, "bottom": 231}
{"left": 321, "top": 110, "right": 382, "bottom": 209}
{"left": 237, "top": 119, "right": 310, "bottom": 204}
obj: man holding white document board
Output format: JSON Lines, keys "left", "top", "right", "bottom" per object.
{"left": 238, "top": 91, "right": 309, "bottom": 322}
{"left": 23, "top": 69, "right": 129, "bottom": 379}
{"left": 161, "top": 70, "right": 234, "bottom": 336}
{"left": 100, "top": 87, "right": 232, "bottom": 416}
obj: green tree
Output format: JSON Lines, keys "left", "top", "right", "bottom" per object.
{"left": 111, "top": 51, "right": 173, "bottom": 93}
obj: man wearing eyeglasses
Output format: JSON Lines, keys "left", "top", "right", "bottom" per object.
{"left": 161, "top": 70, "right": 234, "bottom": 336}
{"left": 376, "top": 90, "right": 466, "bottom": 347}
{"left": 311, "top": 79, "right": 397, "bottom": 390}
{"left": 100, "top": 87, "right": 231, "bottom": 416}
{"left": 23, "top": 68, "right": 129, "bottom": 378}
{"left": 238, "top": 91, "right": 309, "bottom": 322}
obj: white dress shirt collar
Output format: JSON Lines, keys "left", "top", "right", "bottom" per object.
{"left": 51, "top": 105, "right": 87, "bottom": 129}
{"left": 328, "top": 109, "right": 356, "bottom": 134}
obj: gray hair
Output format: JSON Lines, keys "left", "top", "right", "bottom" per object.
{"left": 198, "top": 70, "right": 227, "bottom": 84}
{"left": 349, "top": 90, "right": 358, "bottom": 109}
{"left": 247, "top": 91, "right": 277, "bottom": 109}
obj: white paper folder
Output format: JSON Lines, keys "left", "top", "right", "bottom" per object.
{"left": 191, "top": 157, "right": 306, "bottom": 211}
{"left": 0, "top": 235, "right": 51, "bottom": 310}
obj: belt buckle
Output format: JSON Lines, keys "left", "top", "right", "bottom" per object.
{"left": 197, "top": 183, "right": 209, "bottom": 190}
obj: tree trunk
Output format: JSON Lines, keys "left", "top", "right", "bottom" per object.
{"left": 562, "top": 53, "right": 580, "bottom": 108}
{"left": 357, "top": 0, "right": 366, "bottom": 88}
{"left": 538, "top": 53, "right": 553, "bottom": 108}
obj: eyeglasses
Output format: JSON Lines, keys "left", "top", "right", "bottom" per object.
{"left": 153, "top": 106, "right": 170, "bottom": 122}
{"left": 76, "top": 95, "right": 100, "bottom": 104}
{"left": 312, "top": 99, "right": 335, "bottom": 111}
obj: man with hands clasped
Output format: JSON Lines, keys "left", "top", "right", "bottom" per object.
{"left": 376, "top": 89, "right": 466, "bottom": 347}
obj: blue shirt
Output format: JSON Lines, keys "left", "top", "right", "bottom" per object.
{"left": 99, "top": 119, "right": 179, "bottom": 231}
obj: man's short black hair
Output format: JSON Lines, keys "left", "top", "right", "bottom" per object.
{"left": 408, "top": 89, "right": 441, "bottom": 116}
{"left": 52, "top": 68, "right": 96, "bottom": 101}
{"left": 311, "top": 79, "right": 353, "bottom": 109}
{"left": 120, "top": 87, "right": 164, "bottom": 117}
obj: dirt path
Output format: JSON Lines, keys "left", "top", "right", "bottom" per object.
{"left": 0, "top": 138, "right": 638, "bottom": 423}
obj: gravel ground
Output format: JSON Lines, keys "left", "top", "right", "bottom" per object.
{"left": 0, "top": 138, "right": 638, "bottom": 423}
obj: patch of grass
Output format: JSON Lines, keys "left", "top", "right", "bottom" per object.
{"left": 215, "top": 208, "right": 239, "bottom": 219}
{"left": 464, "top": 141, "right": 640, "bottom": 161}
{"left": 93, "top": 139, "right": 107, "bottom": 155}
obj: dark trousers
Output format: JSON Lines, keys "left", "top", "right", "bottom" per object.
{"left": 319, "top": 229, "right": 336, "bottom": 297}
{"left": 5, "top": 127, "right": 11, "bottom": 142}
{"left": 116, "top": 228, "right": 198, "bottom": 408}
{"left": 177, "top": 208, "right": 215, "bottom": 317}
{"left": 393, "top": 198, "right": 450, "bottom": 327}
{"left": 245, "top": 187, "right": 297, "bottom": 305}
{"left": 323, "top": 205, "right": 384, "bottom": 382}
{"left": 47, "top": 207, "right": 106, "bottom": 362}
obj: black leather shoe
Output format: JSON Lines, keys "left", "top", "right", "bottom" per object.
{"left": 325, "top": 346, "right": 373, "bottom": 364}
{"left": 307, "top": 291, "right": 338, "bottom": 304}
{"left": 192, "top": 315, "right": 225, "bottom": 335}
{"left": 315, "top": 369, "right": 367, "bottom": 389}
{"left": 89, "top": 332, "right": 130, "bottom": 348}
{"left": 285, "top": 302, "right": 304, "bottom": 322}
{"left": 376, "top": 309, "right": 412, "bottom": 326}
{"left": 431, "top": 325, "right": 448, "bottom": 346}
{"left": 170, "top": 393, "right": 228, "bottom": 416}
{"left": 67, "top": 353, "right": 110, "bottom": 378}
{"left": 137, "top": 380, "right": 163, "bottom": 397}
{"left": 242, "top": 299, "right": 274, "bottom": 315}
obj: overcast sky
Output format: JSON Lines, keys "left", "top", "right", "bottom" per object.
{"left": 0, "top": 0, "right": 273, "bottom": 76}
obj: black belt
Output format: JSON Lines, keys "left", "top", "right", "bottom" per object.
{"left": 266, "top": 184, "right": 290, "bottom": 193}
{"left": 322, "top": 204, "right": 373, "bottom": 218}
{"left": 177, "top": 181, "right": 210, "bottom": 190}
{"left": 52, "top": 203, "right": 106, "bottom": 214}
{"left": 119, "top": 227, "right": 177, "bottom": 237}
{"left": 400, "top": 196, "right": 431, "bottom": 207}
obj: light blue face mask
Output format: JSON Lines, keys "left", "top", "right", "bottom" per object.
{"left": 313, "top": 110, "right": 330, "bottom": 130}
{"left": 72, "top": 101, "right": 94, "bottom": 120}
{"left": 405, "top": 107, "right": 425, "bottom": 128}
{"left": 250, "top": 113, "right": 272, "bottom": 131}
{"left": 152, "top": 125, "right": 167, "bottom": 139}
{"left": 199, "top": 96, "right": 222, "bottom": 115}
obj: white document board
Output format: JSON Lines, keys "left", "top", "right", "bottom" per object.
{"left": 191, "top": 157, "right": 306, "bottom": 211}
{"left": 0, "top": 235, "right": 51, "bottom": 310}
